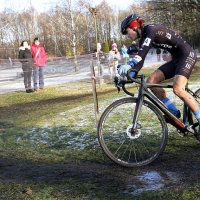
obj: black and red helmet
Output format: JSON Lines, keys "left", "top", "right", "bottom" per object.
{"left": 121, "top": 14, "right": 142, "bottom": 35}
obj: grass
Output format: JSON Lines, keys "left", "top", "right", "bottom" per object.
{"left": 0, "top": 61, "right": 200, "bottom": 199}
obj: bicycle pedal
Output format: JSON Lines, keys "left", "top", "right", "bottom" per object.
{"left": 177, "top": 130, "right": 185, "bottom": 137}
{"left": 177, "top": 129, "right": 190, "bottom": 137}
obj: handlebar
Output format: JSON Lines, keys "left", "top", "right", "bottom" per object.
{"left": 114, "top": 71, "right": 142, "bottom": 96}
{"left": 115, "top": 70, "right": 175, "bottom": 96}
{"left": 127, "top": 69, "right": 174, "bottom": 89}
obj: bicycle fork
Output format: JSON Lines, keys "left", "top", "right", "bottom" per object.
{"left": 131, "top": 83, "right": 145, "bottom": 133}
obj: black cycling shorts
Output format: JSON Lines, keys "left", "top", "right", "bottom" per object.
{"left": 159, "top": 49, "right": 197, "bottom": 79}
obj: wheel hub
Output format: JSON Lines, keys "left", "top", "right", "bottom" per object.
{"left": 126, "top": 124, "right": 141, "bottom": 139}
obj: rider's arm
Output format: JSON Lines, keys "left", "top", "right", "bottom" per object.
{"left": 129, "top": 25, "right": 156, "bottom": 70}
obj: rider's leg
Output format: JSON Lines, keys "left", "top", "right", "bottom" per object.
{"left": 147, "top": 69, "right": 166, "bottom": 99}
{"left": 173, "top": 75, "right": 200, "bottom": 137}
{"left": 147, "top": 69, "right": 180, "bottom": 116}
{"left": 173, "top": 75, "right": 199, "bottom": 112}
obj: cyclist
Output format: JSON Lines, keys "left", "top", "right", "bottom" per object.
{"left": 117, "top": 14, "right": 200, "bottom": 140}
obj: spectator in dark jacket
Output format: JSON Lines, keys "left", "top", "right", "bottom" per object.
{"left": 19, "top": 40, "right": 34, "bottom": 93}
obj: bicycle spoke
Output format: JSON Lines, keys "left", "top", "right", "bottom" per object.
{"left": 98, "top": 98, "right": 167, "bottom": 167}
{"left": 114, "top": 138, "right": 127, "bottom": 157}
{"left": 118, "top": 140, "right": 132, "bottom": 161}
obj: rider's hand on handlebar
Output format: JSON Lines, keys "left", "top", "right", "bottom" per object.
{"left": 117, "top": 64, "right": 136, "bottom": 78}
{"left": 117, "top": 64, "right": 132, "bottom": 76}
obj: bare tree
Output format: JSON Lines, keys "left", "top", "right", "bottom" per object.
{"left": 0, "top": 0, "right": 199, "bottom": 59}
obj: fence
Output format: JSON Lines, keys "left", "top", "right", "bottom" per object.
{"left": 0, "top": 52, "right": 129, "bottom": 125}
{"left": 0, "top": 51, "right": 129, "bottom": 82}
{"left": 1, "top": 52, "right": 199, "bottom": 124}
{"left": 1, "top": 51, "right": 199, "bottom": 88}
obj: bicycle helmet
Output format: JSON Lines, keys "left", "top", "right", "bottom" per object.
{"left": 121, "top": 14, "right": 141, "bottom": 35}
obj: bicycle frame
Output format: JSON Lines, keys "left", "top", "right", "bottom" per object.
{"left": 130, "top": 75, "right": 197, "bottom": 134}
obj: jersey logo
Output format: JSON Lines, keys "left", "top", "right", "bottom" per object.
{"left": 185, "top": 52, "right": 196, "bottom": 69}
{"left": 189, "top": 51, "right": 195, "bottom": 58}
{"left": 185, "top": 63, "right": 191, "bottom": 69}
{"left": 152, "top": 42, "right": 172, "bottom": 49}
{"left": 133, "top": 55, "right": 142, "bottom": 63}
{"left": 156, "top": 31, "right": 164, "bottom": 36}
{"left": 143, "top": 37, "right": 151, "bottom": 46}
{"left": 166, "top": 33, "right": 171, "bottom": 39}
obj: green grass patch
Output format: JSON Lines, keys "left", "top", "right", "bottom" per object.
{"left": 0, "top": 61, "right": 199, "bottom": 199}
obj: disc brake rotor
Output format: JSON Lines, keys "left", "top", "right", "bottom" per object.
{"left": 126, "top": 123, "right": 141, "bottom": 139}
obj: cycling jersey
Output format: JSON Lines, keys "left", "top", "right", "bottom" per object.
{"left": 134, "top": 24, "right": 197, "bottom": 79}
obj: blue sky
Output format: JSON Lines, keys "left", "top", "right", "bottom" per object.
{"left": 1, "top": 0, "right": 135, "bottom": 12}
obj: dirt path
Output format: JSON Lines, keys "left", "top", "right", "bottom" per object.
{"left": 0, "top": 139, "right": 200, "bottom": 198}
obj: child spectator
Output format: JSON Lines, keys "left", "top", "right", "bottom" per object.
{"left": 108, "top": 43, "right": 121, "bottom": 78}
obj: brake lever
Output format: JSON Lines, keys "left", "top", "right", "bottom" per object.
{"left": 114, "top": 76, "right": 122, "bottom": 93}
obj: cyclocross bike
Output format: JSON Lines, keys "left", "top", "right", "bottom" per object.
{"left": 97, "top": 71, "right": 200, "bottom": 167}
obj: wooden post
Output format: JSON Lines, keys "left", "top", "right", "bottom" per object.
{"left": 90, "top": 55, "right": 99, "bottom": 126}
{"left": 89, "top": 7, "right": 103, "bottom": 86}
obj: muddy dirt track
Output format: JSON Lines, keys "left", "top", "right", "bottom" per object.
{"left": 0, "top": 137, "right": 200, "bottom": 198}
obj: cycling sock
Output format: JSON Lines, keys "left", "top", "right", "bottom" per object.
{"left": 162, "top": 97, "right": 179, "bottom": 116}
{"left": 194, "top": 109, "right": 200, "bottom": 125}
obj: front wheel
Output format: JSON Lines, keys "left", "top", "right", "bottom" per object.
{"left": 97, "top": 97, "right": 168, "bottom": 167}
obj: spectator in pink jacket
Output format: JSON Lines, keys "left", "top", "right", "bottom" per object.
{"left": 31, "top": 37, "right": 47, "bottom": 91}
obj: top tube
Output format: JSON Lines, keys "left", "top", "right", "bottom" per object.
{"left": 121, "top": 74, "right": 174, "bottom": 95}
{"left": 121, "top": 73, "right": 190, "bottom": 96}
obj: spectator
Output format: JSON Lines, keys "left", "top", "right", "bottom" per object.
{"left": 31, "top": 37, "right": 47, "bottom": 91}
{"left": 156, "top": 48, "right": 161, "bottom": 61}
{"left": 19, "top": 40, "right": 34, "bottom": 93}
{"left": 96, "top": 43, "right": 107, "bottom": 77}
{"left": 8, "top": 57, "right": 13, "bottom": 66}
{"left": 108, "top": 43, "right": 121, "bottom": 78}
{"left": 120, "top": 44, "right": 129, "bottom": 64}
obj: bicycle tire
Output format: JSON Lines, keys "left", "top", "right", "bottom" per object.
{"left": 97, "top": 97, "right": 168, "bottom": 167}
{"left": 193, "top": 88, "right": 200, "bottom": 131}
{"left": 194, "top": 88, "right": 200, "bottom": 103}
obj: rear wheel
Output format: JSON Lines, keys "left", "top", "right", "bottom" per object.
{"left": 186, "top": 88, "right": 200, "bottom": 133}
{"left": 192, "top": 89, "right": 200, "bottom": 132}
{"left": 194, "top": 88, "right": 200, "bottom": 103}
{"left": 97, "top": 97, "right": 168, "bottom": 167}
